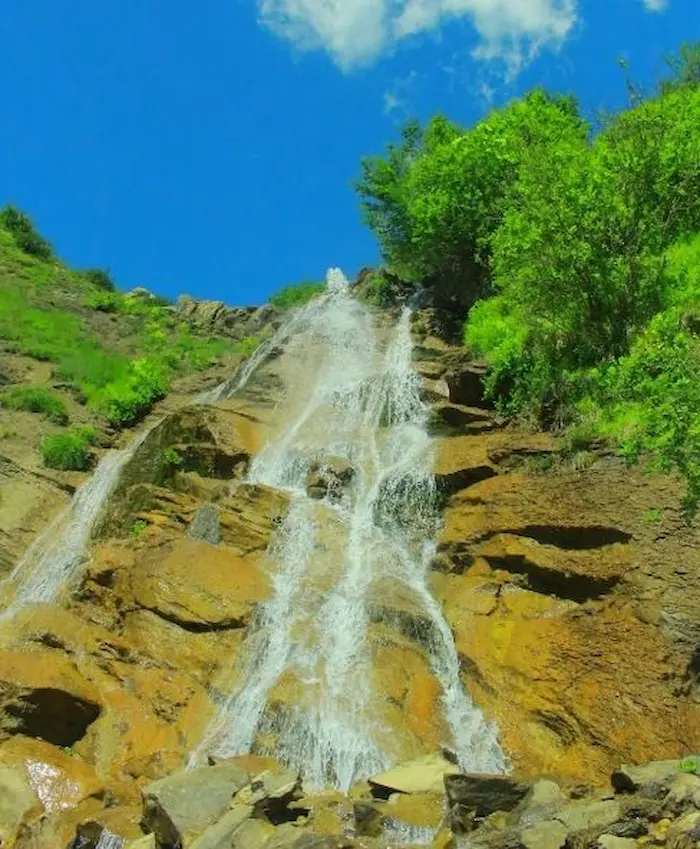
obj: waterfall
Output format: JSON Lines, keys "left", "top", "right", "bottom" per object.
{"left": 194, "top": 268, "right": 505, "bottom": 789}
{"left": 0, "top": 430, "right": 151, "bottom": 620}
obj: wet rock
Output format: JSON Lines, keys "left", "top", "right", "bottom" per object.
{"left": 515, "top": 780, "right": 567, "bottom": 828}
{"left": 444, "top": 773, "right": 531, "bottom": 817}
{"left": 67, "top": 820, "right": 125, "bottom": 848}
{"left": 0, "top": 763, "right": 41, "bottom": 847}
{"left": 353, "top": 803, "right": 383, "bottom": 837}
{"left": 369, "top": 753, "right": 459, "bottom": 795}
{"left": 187, "top": 504, "right": 221, "bottom": 545}
{"left": 306, "top": 458, "right": 354, "bottom": 502}
{"left": 235, "top": 768, "right": 303, "bottom": 821}
{"left": 131, "top": 538, "right": 270, "bottom": 631}
{"left": 143, "top": 762, "right": 249, "bottom": 836}
{"left": 0, "top": 649, "right": 101, "bottom": 746}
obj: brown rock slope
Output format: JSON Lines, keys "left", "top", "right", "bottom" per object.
{"left": 431, "top": 404, "right": 700, "bottom": 785}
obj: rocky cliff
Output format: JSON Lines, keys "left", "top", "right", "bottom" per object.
{"left": 0, "top": 289, "right": 699, "bottom": 849}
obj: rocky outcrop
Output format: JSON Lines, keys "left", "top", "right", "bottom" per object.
{"left": 175, "top": 296, "right": 276, "bottom": 341}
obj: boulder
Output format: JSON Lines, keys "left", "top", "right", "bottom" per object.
{"left": 0, "top": 648, "right": 101, "bottom": 746}
{"left": 231, "top": 818, "right": 277, "bottom": 849}
{"left": 189, "top": 805, "right": 253, "bottom": 849}
{"left": 0, "top": 736, "right": 103, "bottom": 814}
{"left": 143, "top": 762, "right": 249, "bottom": 836}
{"left": 611, "top": 760, "right": 684, "bottom": 794}
{"left": 555, "top": 799, "right": 622, "bottom": 834}
{"left": 443, "top": 362, "right": 492, "bottom": 409}
{"left": 444, "top": 773, "right": 531, "bottom": 817}
{"left": 521, "top": 820, "right": 567, "bottom": 849}
{"left": 306, "top": 458, "right": 354, "bottom": 502}
{"left": 131, "top": 538, "right": 270, "bottom": 630}
{"left": 596, "top": 837, "right": 637, "bottom": 849}
{"left": 369, "top": 753, "right": 459, "bottom": 795}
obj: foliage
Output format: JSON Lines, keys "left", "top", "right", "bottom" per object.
{"left": 163, "top": 447, "right": 183, "bottom": 467}
{"left": 269, "top": 281, "right": 325, "bottom": 310}
{"left": 130, "top": 519, "right": 148, "bottom": 538}
{"left": 83, "top": 268, "right": 115, "bottom": 291}
{"left": 0, "top": 205, "right": 53, "bottom": 260}
{"left": 41, "top": 426, "right": 96, "bottom": 471}
{"left": 361, "top": 42, "right": 700, "bottom": 512}
{"left": 357, "top": 92, "right": 587, "bottom": 304}
{"left": 680, "top": 755, "right": 700, "bottom": 775}
{"left": 0, "top": 385, "right": 68, "bottom": 424}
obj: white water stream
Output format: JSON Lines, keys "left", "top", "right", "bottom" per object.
{"left": 1, "top": 267, "right": 505, "bottom": 792}
{"left": 194, "top": 269, "right": 505, "bottom": 789}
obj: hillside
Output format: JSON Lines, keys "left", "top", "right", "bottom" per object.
{"left": 0, "top": 208, "right": 277, "bottom": 574}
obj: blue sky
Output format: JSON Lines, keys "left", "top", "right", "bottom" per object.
{"left": 0, "top": 1, "right": 697, "bottom": 305}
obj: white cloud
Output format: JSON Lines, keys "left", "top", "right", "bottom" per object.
{"left": 257, "top": 0, "right": 578, "bottom": 72}
{"left": 641, "top": 0, "right": 668, "bottom": 10}
{"left": 383, "top": 71, "right": 420, "bottom": 118}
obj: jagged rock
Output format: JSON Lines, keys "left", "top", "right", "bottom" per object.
{"left": 189, "top": 805, "right": 253, "bottom": 849}
{"left": 143, "top": 763, "right": 249, "bottom": 836}
{"left": 126, "top": 287, "right": 156, "bottom": 301}
{"left": 0, "top": 649, "right": 101, "bottom": 745}
{"left": 187, "top": 504, "right": 221, "bottom": 545}
{"left": 353, "top": 803, "right": 383, "bottom": 837}
{"left": 611, "top": 760, "right": 683, "bottom": 794}
{"left": 306, "top": 458, "right": 354, "bottom": 501}
{"left": 142, "top": 793, "right": 183, "bottom": 848}
{"left": 131, "top": 538, "right": 270, "bottom": 630}
{"left": 235, "top": 768, "right": 303, "bottom": 818}
{"left": 369, "top": 753, "right": 459, "bottom": 795}
{"left": 444, "top": 773, "right": 531, "bottom": 817}
{"left": 666, "top": 810, "right": 700, "bottom": 848}
{"left": 443, "top": 361, "right": 492, "bottom": 409}
{"left": 175, "top": 296, "right": 266, "bottom": 340}
{"left": 515, "top": 779, "right": 567, "bottom": 828}
{"left": 68, "top": 820, "right": 125, "bottom": 849}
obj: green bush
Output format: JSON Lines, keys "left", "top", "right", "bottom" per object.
{"left": 269, "top": 281, "right": 325, "bottom": 310}
{"left": 91, "top": 358, "right": 169, "bottom": 426}
{"left": 0, "top": 205, "right": 53, "bottom": 260}
{"left": 84, "top": 290, "right": 121, "bottom": 312}
{"left": 83, "top": 268, "right": 115, "bottom": 291}
{"left": 41, "top": 426, "right": 96, "bottom": 471}
{"left": 0, "top": 386, "right": 68, "bottom": 424}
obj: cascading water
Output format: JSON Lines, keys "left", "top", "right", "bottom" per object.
{"left": 194, "top": 268, "right": 506, "bottom": 790}
{"left": 0, "top": 431, "right": 151, "bottom": 620}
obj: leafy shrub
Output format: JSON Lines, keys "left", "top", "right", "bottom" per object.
{"left": 0, "top": 205, "right": 53, "bottom": 260}
{"left": 235, "top": 335, "right": 261, "bottom": 356}
{"left": 83, "top": 268, "right": 115, "bottom": 291}
{"left": 91, "top": 358, "right": 169, "bottom": 426}
{"left": 0, "top": 386, "right": 68, "bottom": 424}
{"left": 41, "top": 426, "right": 96, "bottom": 470}
{"left": 269, "top": 281, "right": 325, "bottom": 310}
{"left": 84, "top": 290, "right": 121, "bottom": 312}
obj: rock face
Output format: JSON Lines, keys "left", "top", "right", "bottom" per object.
{"left": 176, "top": 296, "right": 276, "bottom": 340}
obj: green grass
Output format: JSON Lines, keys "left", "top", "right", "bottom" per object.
{"left": 269, "top": 281, "right": 325, "bottom": 310}
{"left": 0, "top": 386, "right": 68, "bottom": 424}
{"left": 41, "top": 426, "right": 96, "bottom": 471}
{"left": 0, "top": 211, "right": 260, "bottom": 429}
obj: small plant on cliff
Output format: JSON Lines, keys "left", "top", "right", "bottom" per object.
{"left": 83, "top": 267, "right": 115, "bottom": 291}
{"left": 0, "top": 386, "right": 68, "bottom": 424}
{"left": 41, "top": 425, "right": 96, "bottom": 471}
{"left": 130, "top": 519, "right": 148, "bottom": 538}
{"left": 680, "top": 755, "right": 700, "bottom": 774}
